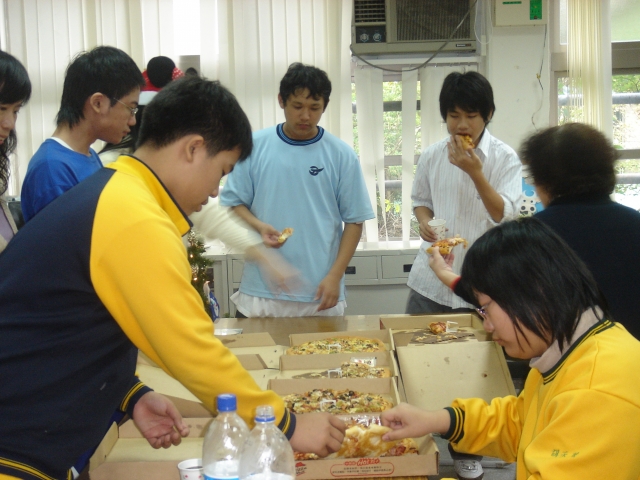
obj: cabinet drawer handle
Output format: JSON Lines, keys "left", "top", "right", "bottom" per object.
{"left": 345, "top": 266, "right": 356, "bottom": 274}
{"left": 403, "top": 264, "right": 412, "bottom": 273}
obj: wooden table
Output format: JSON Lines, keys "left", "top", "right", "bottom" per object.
{"left": 214, "top": 314, "right": 383, "bottom": 346}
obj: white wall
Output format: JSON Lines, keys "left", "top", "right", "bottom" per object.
{"left": 486, "top": 24, "right": 551, "bottom": 152}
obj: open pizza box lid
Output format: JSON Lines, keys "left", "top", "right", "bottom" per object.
{"left": 228, "top": 345, "right": 287, "bottom": 368}
{"left": 137, "top": 332, "right": 275, "bottom": 369}
{"left": 380, "top": 313, "right": 489, "bottom": 349}
{"left": 278, "top": 350, "right": 399, "bottom": 378}
{"left": 89, "top": 422, "right": 204, "bottom": 480}
{"left": 287, "top": 329, "right": 392, "bottom": 351}
{"left": 397, "top": 341, "right": 516, "bottom": 412}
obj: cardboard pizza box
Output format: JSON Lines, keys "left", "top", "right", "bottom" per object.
{"left": 89, "top": 422, "right": 204, "bottom": 480}
{"left": 380, "top": 313, "right": 489, "bottom": 349}
{"left": 136, "top": 332, "right": 275, "bottom": 368}
{"left": 293, "top": 435, "right": 438, "bottom": 479}
{"left": 288, "top": 329, "right": 392, "bottom": 351}
{"left": 118, "top": 417, "right": 214, "bottom": 439}
{"left": 90, "top": 420, "right": 438, "bottom": 480}
{"left": 215, "top": 331, "right": 276, "bottom": 348}
{"left": 227, "top": 344, "right": 286, "bottom": 390}
{"left": 397, "top": 341, "right": 516, "bottom": 412}
{"left": 228, "top": 345, "right": 288, "bottom": 369}
{"left": 277, "top": 350, "right": 399, "bottom": 378}
{"left": 267, "top": 378, "right": 438, "bottom": 478}
{"left": 136, "top": 352, "right": 279, "bottom": 417}
{"left": 293, "top": 413, "right": 437, "bottom": 479}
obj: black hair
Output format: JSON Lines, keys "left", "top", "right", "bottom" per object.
{"left": 137, "top": 76, "right": 252, "bottom": 160}
{"left": 147, "top": 56, "right": 176, "bottom": 89}
{"left": 520, "top": 123, "right": 618, "bottom": 199}
{"left": 185, "top": 67, "right": 199, "bottom": 77}
{"left": 439, "top": 71, "right": 495, "bottom": 123}
{"left": 279, "top": 62, "right": 331, "bottom": 110}
{"left": 458, "top": 217, "right": 608, "bottom": 349}
{"left": 56, "top": 46, "right": 145, "bottom": 128}
{"left": 0, "top": 51, "right": 32, "bottom": 195}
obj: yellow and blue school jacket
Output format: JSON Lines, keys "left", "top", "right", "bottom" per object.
{"left": 0, "top": 155, "right": 292, "bottom": 480}
{"left": 443, "top": 319, "right": 640, "bottom": 479}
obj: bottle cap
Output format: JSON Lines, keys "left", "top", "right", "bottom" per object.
{"left": 254, "top": 405, "right": 276, "bottom": 423}
{"left": 217, "top": 393, "right": 237, "bottom": 412}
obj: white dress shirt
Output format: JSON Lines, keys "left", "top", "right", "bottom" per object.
{"left": 407, "top": 129, "right": 522, "bottom": 308}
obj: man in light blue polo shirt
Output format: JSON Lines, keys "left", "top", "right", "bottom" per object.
{"left": 221, "top": 62, "right": 374, "bottom": 317}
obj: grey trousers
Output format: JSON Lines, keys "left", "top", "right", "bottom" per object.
{"left": 405, "top": 288, "right": 473, "bottom": 315}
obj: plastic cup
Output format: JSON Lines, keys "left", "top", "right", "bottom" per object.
{"left": 177, "top": 458, "right": 203, "bottom": 480}
{"left": 428, "top": 219, "right": 447, "bottom": 240}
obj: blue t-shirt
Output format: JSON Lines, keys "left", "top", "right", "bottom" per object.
{"left": 21, "top": 139, "right": 102, "bottom": 222}
{"left": 220, "top": 124, "right": 374, "bottom": 302}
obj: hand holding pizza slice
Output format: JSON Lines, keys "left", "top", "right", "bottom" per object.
{"left": 278, "top": 227, "right": 294, "bottom": 243}
{"left": 294, "top": 417, "right": 418, "bottom": 460}
{"left": 458, "top": 134, "right": 475, "bottom": 149}
{"left": 426, "top": 235, "right": 468, "bottom": 255}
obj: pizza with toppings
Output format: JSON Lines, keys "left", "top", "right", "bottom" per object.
{"left": 459, "top": 134, "right": 475, "bottom": 149}
{"left": 292, "top": 362, "right": 391, "bottom": 379}
{"left": 278, "top": 227, "right": 294, "bottom": 243}
{"left": 282, "top": 388, "right": 393, "bottom": 414}
{"left": 286, "top": 336, "right": 386, "bottom": 355}
{"left": 294, "top": 417, "right": 418, "bottom": 460}
{"left": 426, "top": 235, "right": 468, "bottom": 255}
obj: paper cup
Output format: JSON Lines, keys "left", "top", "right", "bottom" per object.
{"left": 428, "top": 219, "right": 447, "bottom": 240}
{"left": 177, "top": 458, "right": 203, "bottom": 480}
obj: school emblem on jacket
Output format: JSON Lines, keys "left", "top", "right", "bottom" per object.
{"left": 309, "top": 166, "right": 324, "bottom": 176}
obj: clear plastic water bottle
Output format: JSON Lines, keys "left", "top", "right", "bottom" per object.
{"left": 202, "top": 393, "right": 250, "bottom": 480}
{"left": 238, "top": 405, "right": 295, "bottom": 480}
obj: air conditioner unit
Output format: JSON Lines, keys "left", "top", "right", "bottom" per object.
{"left": 351, "top": 0, "right": 477, "bottom": 56}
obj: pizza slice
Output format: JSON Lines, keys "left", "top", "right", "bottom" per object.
{"left": 426, "top": 235, "right": 468, "bottom": 255}
{"left": 458, "top": 134, "right": 475, "bottom": 149}
{"left": 429, "top": 321, "right": 447, "bottom": 335}
{"left": 278, "top": 227, "right": 294, "bottom": 243}
{"left": 294, "top": 420, "right": 418, "bottom": 460}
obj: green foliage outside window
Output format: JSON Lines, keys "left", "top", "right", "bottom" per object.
{"left": 352, "top": 81, "right": 422, "bottom": 239}
{"left": 558, "top": 75, "right": 640, "bottom": 200}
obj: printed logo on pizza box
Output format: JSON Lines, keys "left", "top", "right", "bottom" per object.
{"left": 295, "top": 462, "right": 307, "bottom": 476}
{"left": 329, "top": 459, "right": 394, "bottom": 477}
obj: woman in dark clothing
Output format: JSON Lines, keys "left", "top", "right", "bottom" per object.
{"left": 520, "top": 123, "right": 640, "bottom": 340}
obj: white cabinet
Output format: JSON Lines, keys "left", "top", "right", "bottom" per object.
{"left": 205, "top": 241, "right": 422, "bottom": 317}
{"left": 343, "top": 242, "right": 421, "bottom": 315}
